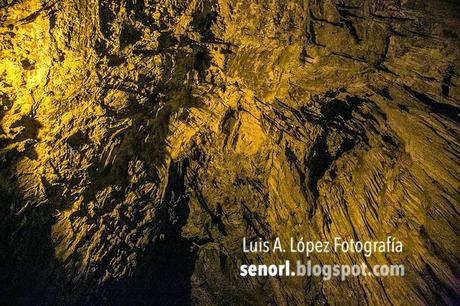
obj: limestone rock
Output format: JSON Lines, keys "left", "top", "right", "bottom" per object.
{"left": 0, "top": 0, "right": 459, "bottom": 305}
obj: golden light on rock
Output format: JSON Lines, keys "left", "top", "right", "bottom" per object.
{"left": 0, "top": 0, "right": 459, "bottom": 305}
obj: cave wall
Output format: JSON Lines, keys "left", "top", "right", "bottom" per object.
{"left": 0, "top": 0, "right": 459, "bottom": 305}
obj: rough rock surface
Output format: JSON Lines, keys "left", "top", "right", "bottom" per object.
{"left": 0, "top": 0, "right": 459, "bottom": 305}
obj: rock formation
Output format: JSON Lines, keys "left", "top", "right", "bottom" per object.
{"left": 0, "top": 0, "right": 459, "bottom": 304}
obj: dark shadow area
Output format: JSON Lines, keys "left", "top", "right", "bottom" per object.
{"left": 403, "top": 85, "right": 460, "bottom": 123}
{"left": 98, "top": 159, "right": 197, "bottom": 305}
{"left": 301, "top": 96, "right": 370, "bottom": 216}
{"left": 0, "top": 117, "right": 68, "bottom": 305}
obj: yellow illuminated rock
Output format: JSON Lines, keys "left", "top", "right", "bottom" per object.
{"left": 0, "top": 0, "right": 459, "bottom": 305}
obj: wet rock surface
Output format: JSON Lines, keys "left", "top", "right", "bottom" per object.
{"left": 0, "top": 0, "right": 459, "bottom": 305}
